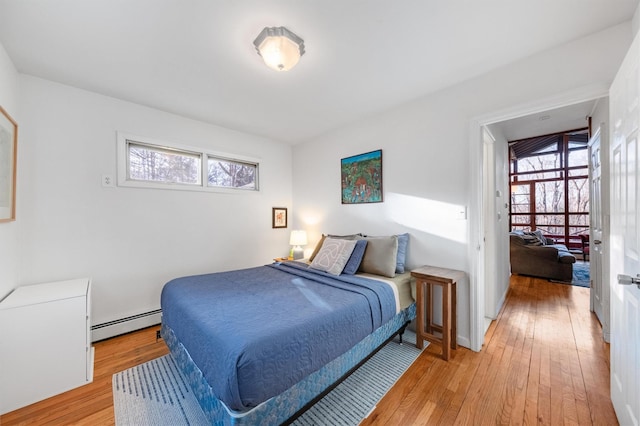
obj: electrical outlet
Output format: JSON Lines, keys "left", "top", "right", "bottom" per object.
{"left": 102, "top": 174, "right": 115, "bottom": 187}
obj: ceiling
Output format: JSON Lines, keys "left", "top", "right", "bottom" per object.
{"left": 0, "top": 1, "right": 637, "bottom": 144}
{"left": 492, "top": 99, "right": 599, "bottom": 142}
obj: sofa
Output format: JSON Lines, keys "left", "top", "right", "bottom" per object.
{"left": 509, "top": 230, "right": 576, "bottom": 282}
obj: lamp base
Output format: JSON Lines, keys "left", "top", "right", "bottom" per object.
{"left": 292, "top": 246, "right": 304, "bottom": 260}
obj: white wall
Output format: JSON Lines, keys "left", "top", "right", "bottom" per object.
{"left": 0, "top": 42, "right": 19, "bottom": 300}
{"left": 17, "top": 75, "right": 293, "bottom": 327}
{"left": 292, "top": 22, "right": 633, "bottom": 348}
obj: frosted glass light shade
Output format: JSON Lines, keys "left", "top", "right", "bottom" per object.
{"left": 253, "top": 27, "right": 305, "bottom": 72}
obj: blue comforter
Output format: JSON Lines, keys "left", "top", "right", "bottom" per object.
{"left": 160, "top": 261, "right": 397, "bottom": 411}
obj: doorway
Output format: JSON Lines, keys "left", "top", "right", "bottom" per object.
{"left": 468, "top": 87, "right": 610, "bottom": 352}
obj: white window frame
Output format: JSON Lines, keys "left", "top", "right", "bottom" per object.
{"left": 116, "top": 132, "right": 260, "bottom": 193}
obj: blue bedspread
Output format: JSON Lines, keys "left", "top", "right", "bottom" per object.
{"left": 160, "top": 261, "right": 397, "bottom": 412}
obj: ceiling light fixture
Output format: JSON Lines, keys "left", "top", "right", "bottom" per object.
{"left": 253, "top": 26, "right": 305, "bottom": 72}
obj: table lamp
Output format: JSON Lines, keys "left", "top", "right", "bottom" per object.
{"left": 289, "top": 230, "right": 308, "bottom": 260}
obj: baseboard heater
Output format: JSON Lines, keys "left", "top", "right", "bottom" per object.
{"left": 91, "top": 309, "right": 162, "bottom": 342}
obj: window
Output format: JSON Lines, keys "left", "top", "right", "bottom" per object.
{"left": 509, "top": 129, "right": 589, "bottom": 251}
{"left": 117, "top": 133, "right": 259, "bottom": 192}
{"left": 207, "top": 157, "right": 257, "bottom": 190}
{"left": 128, "top": 142, "right": 202, "bottom": 186}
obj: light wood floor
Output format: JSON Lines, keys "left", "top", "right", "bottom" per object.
{"left": 1, "top": 274, "right": 617, "bottom": 425}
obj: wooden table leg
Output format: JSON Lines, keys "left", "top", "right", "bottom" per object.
{"left": 425, "top": 281, "right": 433, "bottom": 334}
{"left": 416, "top": 279, "right": 424, "bottom": 350}
{"left": 452, "top": 282, "right": 457, "bottom": 350}
{"left": 442, "top": 283, "right": 451, "bottom": 361}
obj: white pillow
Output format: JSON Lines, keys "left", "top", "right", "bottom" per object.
{"left": 309, "top": 238, "right": 358, "bottom": 275}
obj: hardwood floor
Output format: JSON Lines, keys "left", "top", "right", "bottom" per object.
{"left": 362, "top": 274, "right": 616, "bottom": 425}
{"left": 1, "top": 274, "right": 617, "bottom": 425}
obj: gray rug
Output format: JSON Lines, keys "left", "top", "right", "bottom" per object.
{"left": 113, "top": 331, "right": 423, "bottom": 425}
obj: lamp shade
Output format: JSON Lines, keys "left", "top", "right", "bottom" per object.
{"left": 289, "top": 230, "right": 308, "bottom": 246}
{"left": 253, "top": 26, "right": 305, "bottom": 72}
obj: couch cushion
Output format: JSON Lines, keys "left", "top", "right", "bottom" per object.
{"left": 557, "top": 250, "right": 577, "bottom": 263}
{"left": 522, "top": 232, "right": 544, "bottom": 246}
{"left": 531, "top": 230, "right": 549, "bottom": 245}
{"left": 509, "top": 233, "right": 526, "bottom": 246}
{"left": 543, "top": 244, "right": 576, "bottom": 263}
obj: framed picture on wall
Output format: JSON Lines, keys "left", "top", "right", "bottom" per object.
{"left": 341, "top": 149, "right": 383, "bottom": 204}
{"left": 0, "top": 106, "right": 17, "bottom": 223}
{"left": 272, "top": 207, "right": 287, "bottom": 228}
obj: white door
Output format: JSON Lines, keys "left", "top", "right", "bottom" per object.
{"left": 609, "top": 31, "right": 640, "bottom": 426}
{"left": 588, "top": 127, "right": 609, "bottom": 340}
{"left": 483, "top": 129, "right": 497, "bottom": 324}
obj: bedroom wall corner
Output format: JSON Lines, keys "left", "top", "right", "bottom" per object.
{"left": 16, "top": 75, "right": 294, "bottom": 333}
{"left": 291, "top": 21, "right": 632, "bottom": 350}
{"left": 0, "top": 41, "right": 19, "bottom": 301}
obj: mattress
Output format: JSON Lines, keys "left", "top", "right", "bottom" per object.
{"left": 162, "top": 302, "right": 415, "bottom": 425}
{"left": 160, "top": 261, "right": 402, "bottom": 412}
{"left": 356, "top": 270, "right": 414, "bottom": 310}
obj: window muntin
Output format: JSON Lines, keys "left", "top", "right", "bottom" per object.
{"left": 514, "top": 171, "right": 562, "bottom": 181}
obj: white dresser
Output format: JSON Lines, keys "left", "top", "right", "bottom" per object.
{"left": 0, "top": 278, "right": 94, "bottom": 414}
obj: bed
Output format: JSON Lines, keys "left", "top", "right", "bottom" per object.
{"left": 160, "top": 234, "right": 415, "bottom": 425}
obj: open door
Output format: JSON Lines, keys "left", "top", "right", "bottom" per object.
{"left": 609, "top": 30, "right": 640, "bottom": 425}
{"left": 588, "top": 126, "right": 610, "bottom": 341}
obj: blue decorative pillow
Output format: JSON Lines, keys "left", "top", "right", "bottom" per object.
{"left": 395, "top": 233, "right": 409, "bottom": 273}
{"left": 342, "top": 239, "right": 368, "bottom": 275}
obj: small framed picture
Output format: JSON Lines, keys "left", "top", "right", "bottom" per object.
{"left": 272, "top": 207, "right": 287, "bottom": 228}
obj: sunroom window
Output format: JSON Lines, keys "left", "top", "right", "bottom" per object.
{"left": 509, "top": 129, "right": 589, "bottom": 252}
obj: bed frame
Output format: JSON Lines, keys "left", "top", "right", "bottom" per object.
{"left": 282, "top": 319, "right": 411, "bottom": 425}
{"left": 162, "top": 302, "right": 416, "bottom": 425}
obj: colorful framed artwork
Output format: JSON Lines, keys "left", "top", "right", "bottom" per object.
{"left": 272, "top": 207, "right": 287, "bottom": 228}
{"left": 0, "top": 106, "right": 17, "bottom": 223}
{"left": 341, "top": 149, "right": 383, "bottom": 204}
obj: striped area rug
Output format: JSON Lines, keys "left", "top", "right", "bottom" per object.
{"left": 113, "top": 331, "right": 423, "bottom": 425}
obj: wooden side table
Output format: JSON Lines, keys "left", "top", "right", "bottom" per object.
{"left": 411, "top": 265, "right": 465, "bottom": 360}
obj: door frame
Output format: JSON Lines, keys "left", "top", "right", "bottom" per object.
{"left": 468, "top": 84, "right": 609, "bottom": 352}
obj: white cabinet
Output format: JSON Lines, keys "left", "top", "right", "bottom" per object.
{"left": 0, "top": 278, "right": 94, "bottom": 414}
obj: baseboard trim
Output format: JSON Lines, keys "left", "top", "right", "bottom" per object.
{"left": 91, "top": 309, "right": 162, "bottom": 342}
